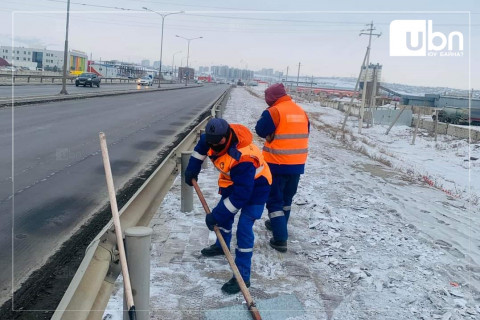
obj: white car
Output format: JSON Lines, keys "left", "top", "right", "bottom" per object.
{"left": 137, "top": 76, "right": 153, "bottom": 86}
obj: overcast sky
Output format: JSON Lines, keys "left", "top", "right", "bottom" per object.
{"left": 0, "top": 0, "right": 478, "bottom": 89}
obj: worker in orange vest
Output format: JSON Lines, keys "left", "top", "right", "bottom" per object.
{"left": 255, "top": 83, "right": 309, "bottom": 252}
{"left": 185, "top": 118, "right": 272, "bottom": 294}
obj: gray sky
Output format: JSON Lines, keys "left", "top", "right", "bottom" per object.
{"left": 0, "top": 0, "right": 478, "bottom": 89}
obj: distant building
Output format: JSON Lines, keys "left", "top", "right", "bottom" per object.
{"left": 178, "top": 67, "right": 194, "bottom": 81}
{"left": 211, "top": 65, "right": 253, "bottom": 81}
{"left": 153, "top": 60, "right": 160, "bottom": 69}
{"left": 260, "top": 68, "right": 274, "bottom": 76}
{"left": 198, "top": 66, "right": 209, "bottom": 74}
{"left": 141, "top": 59, "right": 150, "bottom": 67}
{"left": 0, "top": 45, "right": 87, "bottom": 74}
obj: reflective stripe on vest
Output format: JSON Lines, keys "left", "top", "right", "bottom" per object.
{"left": 274, "top": 133, "right": 309, "bottom": 140}
{"left": 263, "top": 99, "right": 309, "bottom": 165}
{"left": 263, "top": 146, "right": 308, "bottom": 155}
{"left": 211, "top": 142, "right": 272, "bottom": 189}
{"left": 216, "top": 164, "right": 265, "bottom": 177}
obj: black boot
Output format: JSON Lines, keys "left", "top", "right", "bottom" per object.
{"left": 201, "top": 244, "right": 224, "bottom": 257}
{"left": 269, "top": 237, "right": 287, "bottom": 252}
{"left": 264, "top": 219, "right": 272, "bottom": 231}
{"left": 221, "top": 277, "right": 250, "bottom": 294}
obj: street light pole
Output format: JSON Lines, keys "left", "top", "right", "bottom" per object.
{"left": 175, "top": 35, "right": 202, "bottom": 86}
{"left": 59, "top": 0, "right": 70, "bottom": 95}
{"left": 171, "top": 50, "right": 181, "bottom": 81}
{"left": 143, "top": 7, "right": 183, "bottom": 88}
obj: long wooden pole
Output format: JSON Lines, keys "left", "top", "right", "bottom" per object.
{"left": 192, "top": 179, "right": 262, "bottom": 320}
{"left": 99, "top": 132, "right": 136, "bottom": 320}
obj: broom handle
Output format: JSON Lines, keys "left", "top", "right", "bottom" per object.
{"left": 192, "top": 179, "right": 262, "bottom": 320}
{"left": 99, "top": 133, "right": 136, "bottom": 319}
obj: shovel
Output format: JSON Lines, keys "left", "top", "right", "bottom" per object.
{"left": 192, "top": 179, "right": 262, "bottom": 320}
{"left": 99, "top": 132, "right": 136, "bottom": 320}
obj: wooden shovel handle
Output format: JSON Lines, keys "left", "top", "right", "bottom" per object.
{"left": 99, "top": 132, "right": 136, "bottom": 314}
{"left": 191, "top": 179, "right": 262, "bottom": 320}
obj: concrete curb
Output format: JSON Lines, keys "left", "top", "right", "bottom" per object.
{"left": 0, "top": 84, "right": 203, "bottom": 108}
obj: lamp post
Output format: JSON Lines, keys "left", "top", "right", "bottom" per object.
{"left": 59, "top": 0, "right": 70, "bottom": 95}
{"left": 171, "top": 50, "right": 181, "bottom": 81}
{"left": 175, "top": 35, "right": 202, "bottom": 86}
{"left": 142, "top": 7, "right": 184, "bottom": 88}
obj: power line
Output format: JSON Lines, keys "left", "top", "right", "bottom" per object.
{"left": 44, "top": 0, "right": 136, "bottom": 10}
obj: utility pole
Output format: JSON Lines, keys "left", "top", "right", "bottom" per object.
{"left": 358, "top": 21, "right": 381, "bottom": 133}
{"left": 296, "top": 62, "right": 301, "bottom": 91}
{"left": 59, "top": 0, "right": 70, "bottom": 95}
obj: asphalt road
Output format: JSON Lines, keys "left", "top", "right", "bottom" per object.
{"left": 0, "top": 84, "right": 228, "bottom": 303}
{"left": 0, "top": 83, "right": 184, "bottom": 99}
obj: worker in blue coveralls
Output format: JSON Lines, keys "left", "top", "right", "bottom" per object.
{"left": 184, "top": 118, "right": 272, "bottom": 294}
{"left": 255, "top": 83, "right": 309, "bottom": 253}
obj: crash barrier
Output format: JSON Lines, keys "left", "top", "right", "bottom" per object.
{"left": 0, "top": 73, "right": 172, "bottom": 85}
{"left": 52, "top": 88, "right": 230, "bottom": 320}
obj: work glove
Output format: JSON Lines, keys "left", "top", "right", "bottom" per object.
{"left": 266, "top": 133, "right": 275, "bottom": 142}
{"left": 205, "top": 214, "right": 217, "bottom": 231}
{"left": 184, "top": 170, "right": 198, "bottom": 187}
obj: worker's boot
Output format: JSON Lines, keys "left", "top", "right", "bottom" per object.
{"left": 201, "top": 244, "right": 224, "bottom": 257}
{"left": 269, "top": 238, "right": 287, "bottom": 252}
{"left": 221, "top": 277, "right": 250, "bottom": 294}
{"left": 264, "top": 219, "right": 272, "bottom": 231}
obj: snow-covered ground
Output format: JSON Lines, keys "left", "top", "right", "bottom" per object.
{"left": 104, "top": 85, "right": 480, "bottom": 320}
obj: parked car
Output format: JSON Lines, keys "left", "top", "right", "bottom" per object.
{"left": 75, "top": 73, "right": 101, "bottom": 87}
{"left": 137, "top": 76, "right": 153, "bottom": 86}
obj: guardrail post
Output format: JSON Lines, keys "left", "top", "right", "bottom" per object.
{"left": 27, "top": 76, "right": 30, "bottom": 83}
{"left": 181, "top": 151, "right": 193, "bottom": 212}
{"left": 215, "top": 108, "right": 221, "bottom": 118}
{"left": 123, "top": 227, "right": 153, "bottom": 320}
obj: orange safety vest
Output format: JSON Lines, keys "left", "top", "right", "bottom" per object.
{"left": 263, "top": 96, "right": 309, "bottom": 165}
{"left": 208, "top": 124, "right": 272, "bottom": 188}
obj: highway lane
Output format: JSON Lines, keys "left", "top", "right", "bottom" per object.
{"left": 0, "top": 84, "right": 228, "bottom": 303}
{"left": 0, "top": 83, "right": 185, "bottom": 99}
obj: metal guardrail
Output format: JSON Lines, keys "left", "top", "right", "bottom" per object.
{"left": 0, "top": 73, "right": 169, "bottom": 85}
{"left": 51, "top": 88, "right": 229, "bottom": 320}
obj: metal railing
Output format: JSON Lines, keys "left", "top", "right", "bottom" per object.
{"left": 52, "top": 88, "right": 229, "bottom": 320}
{"left": 0, "top": 73, "right": 173, "bottom": 85}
